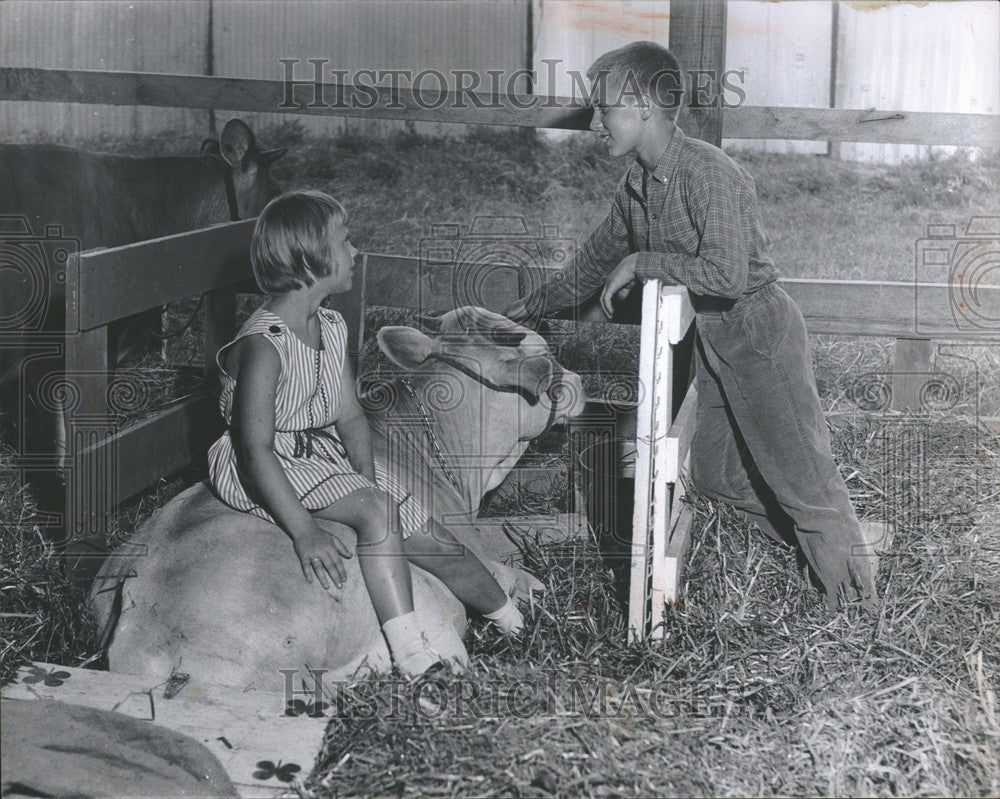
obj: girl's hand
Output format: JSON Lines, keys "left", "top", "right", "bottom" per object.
{"left": 600, "top": 254, "right": 639, "bottom": 319}
{"left": 292, "top": 524, "right": 354, "bottom": 590}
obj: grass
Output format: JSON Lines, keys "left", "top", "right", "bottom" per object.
{"left": 4, "top": 124, "right": 999, "bottom": 796}
{"left": 0, "top": 447, "right": 100, "bottom": 685}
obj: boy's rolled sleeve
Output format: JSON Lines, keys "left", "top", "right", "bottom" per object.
{"left": 633, "top": 165, "right": 749, "bottom": 299}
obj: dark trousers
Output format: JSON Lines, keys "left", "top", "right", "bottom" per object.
{"left": 690, "top": 282, "right": 876, "bottom": 608}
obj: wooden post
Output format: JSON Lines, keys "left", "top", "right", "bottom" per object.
{"left": 62, "top": 253, "right": 115, "bottom": 580}
{"left": 890, "top": 336, "right": 935, "bottom": 412}
{"left": 203, "top": 285, "right": 236, "bottom": 386}
{"left": 62, "top": 326, "right": 114, "bottom": 581}
{"left": 668, "top": 0, "right": 728, "bottom": 146}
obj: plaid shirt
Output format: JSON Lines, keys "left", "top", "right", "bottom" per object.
{"left": 528, "top": 126, "right": 779, "bottom": 315}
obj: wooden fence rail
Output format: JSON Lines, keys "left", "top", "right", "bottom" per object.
{"left": 55, "top": 215, "right": 1000, "bottom": 573}
{"left": 3, "top": 67, "right": 998, "bottom": 147}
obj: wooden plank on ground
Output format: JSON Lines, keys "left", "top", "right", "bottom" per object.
{"left": 3, "top": 662, "right": 328, "bottom": 799}
{"left": 658, "top": 501, "right": 694, "bottom": 626}
{"left": 4, "top": 67, "right": 996, "bottom": 146}
{"left": 74, "top": 220, "right": 255, "bottom": 331}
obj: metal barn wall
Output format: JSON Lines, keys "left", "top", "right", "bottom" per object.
{"left": 0, "top": 0, "right": 528, "bottom": 143}
{"left": 1, "top": 0, "right": 996, "bottom": 164}
{"left": 833, "top": 0, "right": 999, "bottom": 163}
{"left": 723, "top": 0, "right": 832, "bottom": 155}
{"left": 212, "top": 0, "right": 527, "bottom": 139}
{"left": 531, "top": 0, "right": 832, "bottom": 154}
{"left": 0, "top": 0, "right": 210, "bottom": 141}
{"left": 532, "top": 0, "right": 998, "bottom": 163}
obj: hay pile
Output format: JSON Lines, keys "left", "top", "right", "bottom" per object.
{"left": 0, "top": 448, "right": 100, "bottom": 685}
{"left": 307, "top": 412, "right": 999, "bottom": 798}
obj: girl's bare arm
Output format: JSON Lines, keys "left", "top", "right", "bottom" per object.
{"left": 231, "top": 336, "right": 350, "bottom": 586}
{"left": 333, "top": 353, "right": 377, "bottom": 483}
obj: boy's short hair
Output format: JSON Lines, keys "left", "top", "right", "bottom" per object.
{"left": 587, "top": 41, "right": 684, "bottom": 120}
{"left": 251, "top": 189, "right": 347, "bottom": 293}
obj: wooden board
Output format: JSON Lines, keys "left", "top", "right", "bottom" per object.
{"left": 783, "top": 277, "right": 1000, "bottom": 339}
{"left": 364, "top": 256, "right": 1000, "bottom": 339}
{"left": 75, "top": 395, "right": 221, "bottom": 505}
{"left": 72, "top": 220, "right": 255, "bottom": 331}
{"left": 665, "top": 384, "right": 697, "bottom": 485}
{"left": 3, "top": 66, "right": 996, "bottom": 146}
{"left": 2, "top": 661, "right": 329, "bottom": 798}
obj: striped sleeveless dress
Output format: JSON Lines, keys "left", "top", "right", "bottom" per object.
{"left": 207, "top": 306, "right": 427, "bottom": 534}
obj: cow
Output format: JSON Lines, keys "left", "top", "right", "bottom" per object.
{"left": 0, "top": 118, "right": 286, "bottom": 462}
{"left": 90, "top": 307, "right": 586, "bottom": 690}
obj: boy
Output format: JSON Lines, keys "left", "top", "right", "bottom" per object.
{"left": 505, "top": 41, "right": 876, "bottom": 609}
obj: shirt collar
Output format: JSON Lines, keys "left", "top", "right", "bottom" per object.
{"left": 626, "top": 125, "right": 686, "bottom": 196}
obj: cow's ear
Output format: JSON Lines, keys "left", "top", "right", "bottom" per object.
{"left": 200, "top": 139, "right": 220, "bottom": 158}
{"left": 377, "top": 327, "right": 434, "bottom": 371}
{"left": 219, "top": 119, "right": 256, "bottom": 170}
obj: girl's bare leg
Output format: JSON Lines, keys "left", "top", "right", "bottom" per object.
{"left": 314, "top": 488, "right": 412, "bottom": 623}
{"left": 404, "top": 520, "right": 523, "bottom": 632}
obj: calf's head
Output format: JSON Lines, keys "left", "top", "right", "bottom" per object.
{"left": 376, "top": 306, "right": 586, "bottom": 442}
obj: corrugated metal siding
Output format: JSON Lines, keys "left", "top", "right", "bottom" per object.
{"left": 0, "top": 0, "right": 209, "bottom": 141}
{"left": 723, "top": 0, "right": 831, "bottom": 155}
{"left": 0, "top": 0, "right": 527, "bottom": 144}
{"left": 531, "top": 0, "right": 671, "bottom": 142}
{"left": 834, "top": 0, "right": 999, "bottom": 163}
{"left": 1, "top": 0, "right": 995, "bottom": 166}
{"left": 532, "top": 0, "right": 831, "bottom": 153}
{"left": 213, "top": 0, "right": 526, "bottom": 138}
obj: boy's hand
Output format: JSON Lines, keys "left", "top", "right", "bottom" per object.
{"left": 291, "top": 523, "right": 354, "bottom": 590}
{"left": 600, "top": 254, "right": 639, "bottom": 319}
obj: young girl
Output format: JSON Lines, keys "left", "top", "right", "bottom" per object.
{"left": 207, "top": 189, "right": 522, "bottom": 676}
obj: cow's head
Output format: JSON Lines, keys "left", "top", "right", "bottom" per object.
{"left": 200, "top": 118, "right": 286, "bottom": 219}
{"left": 376, "top": 306, "right": 586, "bottom": 441}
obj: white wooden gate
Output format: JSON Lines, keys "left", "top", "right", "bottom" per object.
{"left": 628, "top": 281, "right": 697, "bottom": 641}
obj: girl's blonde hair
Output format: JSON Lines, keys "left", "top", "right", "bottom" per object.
{"left": 251, "top": 189, "right": 347, "bottom": 293}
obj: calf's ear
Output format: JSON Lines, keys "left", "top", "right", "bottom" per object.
{"left": 220, "top": 119, "right": 257, "bottom": 170}
{"left": 377, "top": 327, "right": 434, "bottom": 371}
